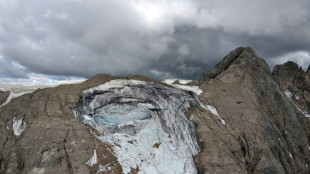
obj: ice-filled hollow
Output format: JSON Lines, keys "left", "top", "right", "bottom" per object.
{"left": 74, "top": 79, "right": 206, "bottom": 174}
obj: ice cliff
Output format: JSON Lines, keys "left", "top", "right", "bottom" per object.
{"left": 74, "top": 79, "right": 209, "bottom": 174}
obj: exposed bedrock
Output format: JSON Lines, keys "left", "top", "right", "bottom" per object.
{"left": 195, "top": 47, "right": 310, "bottom": 173}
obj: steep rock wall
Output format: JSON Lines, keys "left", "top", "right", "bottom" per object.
{"left": 194, "top": 47, "right": 310, "bottom": 173}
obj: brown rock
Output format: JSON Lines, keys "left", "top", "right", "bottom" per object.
{"left": 0, "top": 74, "right": 123, "bottom": 174}
{"left": 172, "top": 80, "right": 181, "bottom": 85}
{"left": 0, "top": 90, "right": 9, "bottom": 106}
{"left": 194, "top": 47, "right": 310, "bottom": 173}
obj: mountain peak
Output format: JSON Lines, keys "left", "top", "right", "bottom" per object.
{"left": 199, "top": 47, "right": 264, "bottom": 82}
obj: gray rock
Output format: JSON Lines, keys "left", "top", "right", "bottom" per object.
{"left": 272, "top": 61, "right": 310, "bottom": 111}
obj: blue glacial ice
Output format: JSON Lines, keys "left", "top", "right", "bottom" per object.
{"left": 74, "top": 79, "right": 221, "bottom": 174}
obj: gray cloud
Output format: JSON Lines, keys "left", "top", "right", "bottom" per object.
{"left": 0, "top": 0, "right": 310, "bottom": 82}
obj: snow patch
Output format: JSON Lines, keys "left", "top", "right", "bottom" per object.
{"left": 13, "top": 117, "right": 26, "bottom": 136}
{"left": 0, "top": 91, "right": 33, "bottom": 108}
{"left": 31, "top": 167, "right": 45, "bottom": 174}
{"left": 86, "top": 150, "right": 98, "bottom": 167}
{"left": 284, "top": 90, "right": 310, "bottom": 119}
{"left": 6, "top": 126, "right": 9, "bottom": 130}
{"left": 200, "top": 104, "right": 225, "bottom": 125}
{"left": 84, "top": 79, "right": 147, "bottom": 94}
{"left": 289, "top": 153, "right": 293, "bottom": 158}
{"left": 295, "top": 95, "right": 300, "bottom": 100}
{"left": 294, "top": 103, "right": 310, "bottom": 119}
{"left": 284, "top": 90, "right": 293, "bottom": 99}
{"left": 171, "top": 84, "right": 203, "bottom": 95}
{"left": 97, "top": 163, "right": 112, "bottom": 172}
{"left": 163, "top": 79, "right": 192, "bottom": 85}
{"left": 284, "top": 90, "right": 300, "bottom": 100}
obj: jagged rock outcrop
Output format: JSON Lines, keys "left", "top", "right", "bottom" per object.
{"left": 272, "top": 61, "right": 310, "bottom": 112}
{"left": 0, "top": 91, "right": 9, "bottom": 106}
{"left": 193, "top": 47, "right": 310, "bottom": 173}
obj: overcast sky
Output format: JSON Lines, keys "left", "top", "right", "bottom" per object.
{"left": 0, "top": 0, "right": 310, "bottom": 84}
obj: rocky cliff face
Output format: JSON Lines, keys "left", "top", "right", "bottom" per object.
{"left": 196, "top": 47, "right": 310, "bottom": 173}
{"left": 272, "top": 61, "right": 310, "bottom": 114}
{"left": 0, "top": 48, "right": 309, "bottom": 174}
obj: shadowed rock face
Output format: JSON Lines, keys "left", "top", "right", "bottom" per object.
{"left": 194, "top": 47, "right": 310, "bottom": 173}
{"left": 0, "top": 48, "right": 309, "bottom": 174}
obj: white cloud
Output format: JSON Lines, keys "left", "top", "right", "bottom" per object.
{"left": 270, "top": 51, "right": 310, "bottom": 70}
{"left": 178, "top": 44, "right": 190, "bottom": 55}
{"left": 0, "top": 0, "right": 309, "bottom": 82}
{"left": 194, "top": 0, "right": 310, "bottom": 35}
{"left": 0, "top": 73, "right": 85, "bottom": 85}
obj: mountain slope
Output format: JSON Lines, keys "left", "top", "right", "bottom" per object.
{"left": 0, "top": 48, "right": 309, "bottom": 174}
{"left": 195, "top": 47, "right": 310, "bottom": 173}
{"left": 0, "top": 75, "right": 124, "bottom": 174}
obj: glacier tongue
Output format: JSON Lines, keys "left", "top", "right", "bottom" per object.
{"left": 74, "top": 79, "right": 207, "bottom": 174}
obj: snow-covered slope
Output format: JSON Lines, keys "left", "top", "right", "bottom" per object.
{"left": 74, "top": 79, "right": 218, "bottom": 174}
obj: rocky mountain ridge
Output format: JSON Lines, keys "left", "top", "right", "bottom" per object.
{"left": 0, "top": 47, "right": 309, "bottom": 174}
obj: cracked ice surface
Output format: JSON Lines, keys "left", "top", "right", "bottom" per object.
{"left": 74, "top": 79, "right": 210, "bottom": 174}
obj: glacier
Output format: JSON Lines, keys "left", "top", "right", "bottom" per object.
{"left": 74, "top": 79, "right": 218, "bottom": 174}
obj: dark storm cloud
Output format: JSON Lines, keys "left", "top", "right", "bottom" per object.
{"left": 0, "top": 0, "right": 310, "bottom": 83}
